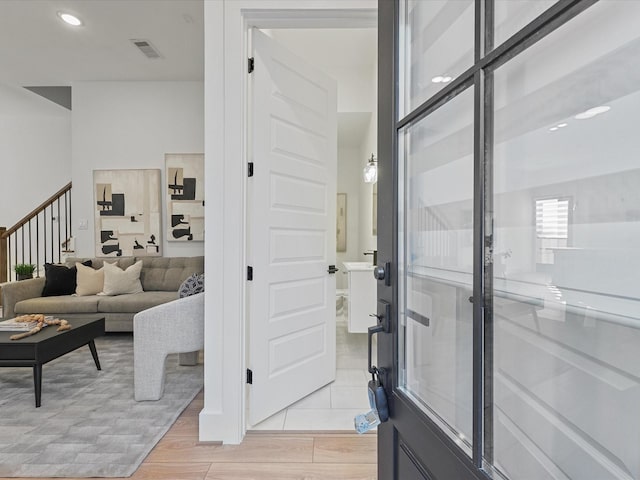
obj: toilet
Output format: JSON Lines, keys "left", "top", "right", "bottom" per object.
{"left": 336, "top": 288, "right": 348, "bottom": 315}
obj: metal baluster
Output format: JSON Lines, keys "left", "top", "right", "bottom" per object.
{"left": 8, "top": 236, "right": 12, "bottom": 281}
{"left": 69, "top": 189, "right": 72, "bottom": 250}
{"left": 28, "top": 219, "right": 32, "bottom": 266}
{"left": 64, "top": 191, "right": 68, "bottom": 252}
{"left": 50, "top": 205, "right": 54, "bottom": 263}
{"left": 43, "top": 205, "right": 47, "bottom": 265}
{"left": 36, "top": 213, "right": 40, "bottom": 277}
{"left": 57, "top": 198, "right": 61, "bottom": 262}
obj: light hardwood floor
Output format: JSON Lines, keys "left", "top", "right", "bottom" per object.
{"left": 0, "top": 390, "right": 378, "bottom": 480}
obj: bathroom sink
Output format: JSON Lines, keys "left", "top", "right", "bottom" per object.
{"left": 342, "top": 261, "right": 375, "bottom": 271}
{"left": 342, "top": 262, "right": 377, "bottom": 333}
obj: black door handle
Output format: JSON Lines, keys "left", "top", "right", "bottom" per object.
{"left": 327, "top": 265, "right": 339, "bottom": 274}
{"left": 368, "top": 300, "right": 390, "bottom": 375}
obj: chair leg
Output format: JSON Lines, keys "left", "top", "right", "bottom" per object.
{"left": 178, "top": 351, "right": 199, "bottom": 366}
{"left": 135, "top": 349, "right": 168, "bottom": 401}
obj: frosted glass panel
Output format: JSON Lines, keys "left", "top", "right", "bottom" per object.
{"left": 398, "top": 87, "right": 475, "bottom": 451}
{"left": 491, "top": 2, "right": 640, "bottom": 479}
{"left": 494, "top": 0, "right": 557, "bottom": 47}
{"left": 399, "top": 0, "right": 474, "bottom": 118}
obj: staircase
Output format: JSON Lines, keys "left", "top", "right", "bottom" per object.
{"left": 0, "top": 182, "right": 73, "bottom": 283}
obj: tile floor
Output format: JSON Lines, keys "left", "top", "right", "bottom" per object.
{"left": 249, "top": 305, "right": 377, "bottom": 431}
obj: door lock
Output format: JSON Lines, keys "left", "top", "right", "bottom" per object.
{"left": 373, "top": 261, "right": 391, "bottom": 286}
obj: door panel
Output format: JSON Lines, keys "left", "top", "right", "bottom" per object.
{"left": 248, "top": 29, "right": 337, "bottom": 426}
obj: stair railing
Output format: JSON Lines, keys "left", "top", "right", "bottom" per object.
{"left": 0, "top": 182, "right": 73, "bottom": 283}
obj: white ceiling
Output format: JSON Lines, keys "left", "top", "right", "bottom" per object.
{"left": 0, "top": 1, "right": 378, "bottom": 149}
{"left": 0, "top": 0, "right": 204, "bottom": 87}
{"left": 0, "top": 4, "right": 379, "bottom": 89}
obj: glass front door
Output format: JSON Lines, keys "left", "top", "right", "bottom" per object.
{"left": 376, "top": 1, "right": 640, "bottom": 479}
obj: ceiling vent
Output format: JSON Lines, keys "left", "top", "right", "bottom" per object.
{"left": 131, "top": 39, "right": 162, "bottom": 59}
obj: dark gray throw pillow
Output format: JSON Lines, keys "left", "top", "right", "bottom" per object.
{"left": 42, "top": 260, "right": 92, "bottom": 297}
{"left": 179, "top": 273, "right": 205, "bottom": 298}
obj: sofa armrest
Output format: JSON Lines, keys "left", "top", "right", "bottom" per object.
{"left": 133, "top": 292, "right": 205, "bottom": 351}
{"left": 0, "top": 278, "right": 46, "bottom": 319}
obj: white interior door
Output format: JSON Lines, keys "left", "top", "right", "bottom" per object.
{"left": 248, "top": 29, "right": 338, "bottom": 425}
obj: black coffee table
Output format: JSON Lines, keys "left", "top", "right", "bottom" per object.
{"left": 0, "top": 317, "right": 105, "bottom": 407}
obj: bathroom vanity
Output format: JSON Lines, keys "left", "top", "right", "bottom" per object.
{"left": 342, "top": 262, "right": 377, "bottom": 333}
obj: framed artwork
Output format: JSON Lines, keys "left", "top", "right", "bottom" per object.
{"left": 165, "top": 153, "right": 204, "bottom": 241}
{"left": 94, "top": 169, "right": 162, "bottom": 257}
{"left": 337, "top": 193, "right": 347, "bottom": 252}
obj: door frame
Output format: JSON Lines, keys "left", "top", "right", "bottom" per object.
{"left": 200, "top": 0, "right": 377, "bottom": 444}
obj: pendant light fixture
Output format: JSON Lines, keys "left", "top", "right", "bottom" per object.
{"left": 363, "top": 153, "right": 378, "bottom": 183}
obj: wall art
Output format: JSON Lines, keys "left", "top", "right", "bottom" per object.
{"left": 94, "top": 169, "right": 162, "bottom": 257}
{"left": 166, "top": 153, "right": 204, "bottom": 242}
{"left": 337, "top": 193, "right": 347, "bottom": 252}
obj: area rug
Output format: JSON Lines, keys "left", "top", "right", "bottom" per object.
{"left": 0, "top": 334, "right": 203, "bottom": 478}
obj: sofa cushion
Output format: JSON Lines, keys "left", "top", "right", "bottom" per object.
{"left": 101, "top": 260, "right": 143, "bottom": 296}
{"left": 137, "top": 256, "right": 204, "bottom": 291}
{"left": 42, "top": 261, "right": 92, "bottom": 297}
{"left": 15, "top": 295, "right": 100, "bottom": 314}
{"left": 179, "top": 273, "right": 205, "bottom": 298}
{"left": 76, "top": 262, "right": 104, "bottom": 296}
{"left": 97, "top": 291, "right": 178, "bottom": 313}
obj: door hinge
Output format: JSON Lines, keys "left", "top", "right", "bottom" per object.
{"left": 248, "top": 57, "right": 255, "bottom": 73}
{"left": 246, "top": 368, "right": 253, "bottom": 384}
{"left": 248, "top": 162, "right": 254, "bottom": 177}
{"left": 247, "top": 266, "right": 253, "bottom": 281}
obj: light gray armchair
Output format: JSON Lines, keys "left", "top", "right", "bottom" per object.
{"left": 133, "top": 292, "right": 204, "bottom": 401}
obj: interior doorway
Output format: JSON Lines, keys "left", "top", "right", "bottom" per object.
{"left": 245, "top": 26, "right": 378, "bottom": 431}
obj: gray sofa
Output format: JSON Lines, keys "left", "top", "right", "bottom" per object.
{"left": 0, "top": 256, "right": 204, "bottom": 332}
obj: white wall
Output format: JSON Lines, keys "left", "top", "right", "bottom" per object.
{"left": 72, "top": 81, "right": 204, "bottom": 258}
{"left": 0, "top": 84, "right": 71, "bottom": 227}
{"left": 336, "top": 146, "right": 362, "bottom": 289}
{"left": 359, "top": 64, "right": 378, "bottom": 257}
{"left": 329, "top": 66, "right": 376, "bottom": 114}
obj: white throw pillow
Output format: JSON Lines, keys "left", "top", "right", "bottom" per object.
{"left": 75, "top": 262, "right": 104, "bottom": 296}
{"left": 100, "top": 260, "right": 143, "bottom": 296}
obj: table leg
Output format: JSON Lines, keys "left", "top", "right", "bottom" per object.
{"left": 33, "top": 364, "right": 42, "bottom": 408}
{"left": 89, "top": 340, "right": 101, "bottom": 370}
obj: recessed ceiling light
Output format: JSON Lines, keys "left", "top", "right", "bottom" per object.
{"left": 575, "top": 111, "right": 597, "bottom": 120}
{"left": 588, "top": 106, "right": 610, "bottom": 115}
{"left": 557, "top": 123, "right": 568, "bottom": 128}
{"left": 549, "top": 127, "right": 559, "bottom": 131}
{"left": 58, "top": 12, "right": 83, "bottom": 27}
{"left": 432, "top": 75, "right": 453, "bottom": 84}
{"left": 575, "top": 105, "right": 610, "bottom": 120}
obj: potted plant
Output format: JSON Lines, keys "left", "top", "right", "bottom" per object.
{"left": 15, "top": 263, "right": 36, "bottom": 281}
